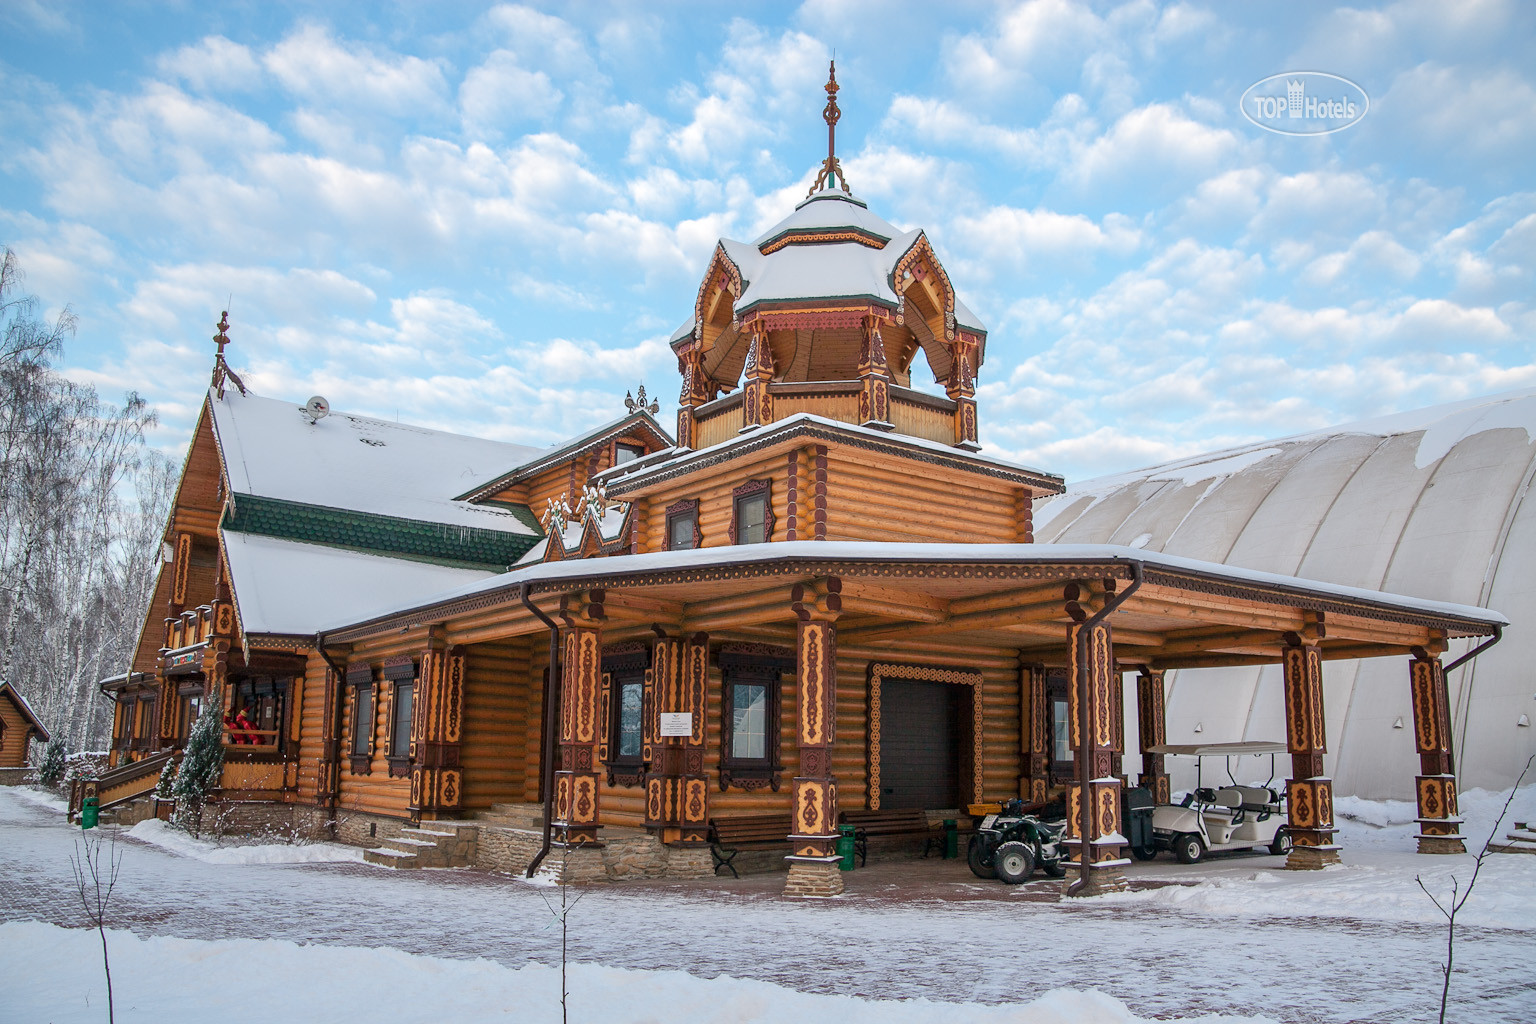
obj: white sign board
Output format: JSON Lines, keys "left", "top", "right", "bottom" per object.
{"left": 659, "top": 713, "right": 693, "bottom": 737}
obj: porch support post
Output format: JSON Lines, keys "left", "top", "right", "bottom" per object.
{"left": 409, "top": 637, "right": 466, "bottom": 822}
{"left": 741, "top": 322, "right": 775, "bottom": 430}
{"left": 645, "top": 633, "right": 711, "bottom": 845}
{"left": 675, "top": 343, "right": 707, "bottom": 451}
{"left": 1020, "top": 663, "right": 1050, "bottom": 802}
{"left": 1282, "top": 638, "right": 1340, "bottom": 867}
{"left": 1063, "top": 612, "right": 1129, "bottom": 895}
{"left": 784, "top": 579, "right": 843, "bottom": 897}
{"left": 1137, "top": 668, "right": 1171, "bottom": 803}
{"left": 554, "top": 591, "right": 605, "bottom": 846}
{"left": 857, "top": 314, "right": 893, "bottom": 429}
{"left": 945, "top": 336, "right": 980, "bottom": 450}
{"left": 1409, "top": 651, "right": 1465, "bottom": 854}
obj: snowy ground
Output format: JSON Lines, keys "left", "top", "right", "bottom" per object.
{"left": 2, "top": 786, "right": 1533, "bottom": 1024}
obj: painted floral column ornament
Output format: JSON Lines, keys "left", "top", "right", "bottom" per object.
{"left": 1282, "top": 636, "right": 1341, "bottom": 867}
{"left": 1409, "top": 650, "right": 1465, "bottom": 854}
{"left": 784, "top": 578, "right": 843, "bottom": 897}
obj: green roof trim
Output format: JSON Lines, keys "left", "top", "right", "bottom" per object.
{"left": 224, "top": 493, "right": 541, "bottom": 571}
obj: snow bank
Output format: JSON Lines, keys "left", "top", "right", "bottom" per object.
{"left": 124, "top": 818, "right": 365, "bottom": 865}
{"left": 0, "top": 921, "right": 1272, "bottom": 1024}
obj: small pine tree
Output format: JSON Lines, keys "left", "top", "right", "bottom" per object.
{"left": 172, "top": 691, "right": 224, "bottom": 833}
{"left": 37, "top": 737, "right": 67, "bottom": 789}
{"left": 153, "top": 757, "right": 178, "bottom": 800}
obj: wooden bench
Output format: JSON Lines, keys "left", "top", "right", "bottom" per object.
{"left": 838, "top": 808, "right": 944, "bottom": 866}
{"left": 708, "top": 814, "right": 794, "bottom": 878}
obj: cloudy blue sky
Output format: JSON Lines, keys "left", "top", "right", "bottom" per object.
{"left": 2, "top": 0, "right": 1532, "bottom": 481}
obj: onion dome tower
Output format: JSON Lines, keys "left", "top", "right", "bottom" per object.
{"left": 672, "top": 61, "right": 988, "bottom": 453}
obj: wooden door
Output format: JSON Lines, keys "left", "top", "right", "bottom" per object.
{"left": 878, "top": 678, "right": 961, "bottom": 809}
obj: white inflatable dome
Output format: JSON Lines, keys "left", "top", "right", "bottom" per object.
{"left": 1034, "top": 387, "right": 1536, "bottom": 799}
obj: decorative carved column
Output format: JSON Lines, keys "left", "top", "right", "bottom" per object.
{"left": 409, "top": 639, "right": 466, "bottom": 821}
{"left": 1409, "top": 650, "right": 1465, "bottom": 854}
{"left": 554, "top": 592, "right": 605, "bottom": 845}
{"left": 1020, "top": 664, "right": 1050, "bottom": 802}
{"left": 1137, "top": 668, "right": 1171, "bottom": 803}
{"left": 741, "top": 322, "right": 775, "bottom": 430}
{"left": 858, "top": 314, "right": 893, "bottom": 429}
{"left": 1063, "top": 584, "right": 1128, "bottom": 895}
{"left": 946, "top": 337, "right": 980, "bottom": 450}
{"left": 317, "top": 664, "right": 340, "bottom": 809}
{"left": 675, "top": 344, "right": 708, "bottom": 451}
{"left": 1282, "top": 638, "right": 1340, "bottom": 867}
{"left": 645, "top": 634, "right": 710, "bottom": 845}
{"left": 784, "top": 579, "right": 843, "bottom": 897}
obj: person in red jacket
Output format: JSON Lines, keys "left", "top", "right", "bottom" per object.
{"left": 232, "top": 707, "right": 256, "bottom": 745}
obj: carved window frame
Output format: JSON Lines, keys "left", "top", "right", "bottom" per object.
{"left": 717, "top": 647, "right": 790, "bottom": 791}
{"left": 866, "top": 663, "right": 985, "bottom": 811}
{"left": 614, "top": 440, "right": 645, "bottom": 465}
{"left": 664, "top": 498, "right": 702, "bottom": 551}
{"left": 728, "top": 478, "right": 775, "bottom": 545}
{"left": 1045, "top": 668, "right": 1075, "bottom": 783}
{"left": 347, "top": 666, "right": 374, "bottom": 776}
{"left": 600, "top": 646, "right": 650, "bottom": 787}
{"left": 384, "top": 659, "right": 416, "bottom": 779}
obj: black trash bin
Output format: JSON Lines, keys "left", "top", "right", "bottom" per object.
{"left": 1123, "top": 786, "right": 1156, "bottom": 860}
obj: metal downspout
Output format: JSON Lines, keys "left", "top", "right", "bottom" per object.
{"left": 1439, "top": 625, "right": 1503, "bottom": 775}
{"left": 1067, "top": 560, "right": 1144, "bottom": 897}
{"left": 315, "top": 634, "right": 350, "bottom": 811}
{"left": 519, "top": 583, "right": 562, "bottom": 878}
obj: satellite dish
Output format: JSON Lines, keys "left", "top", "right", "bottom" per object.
{"left": 303, "top": 395, "right": 330, "bottom": 423}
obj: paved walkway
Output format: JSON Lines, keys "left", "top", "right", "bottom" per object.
{"left": 3, "top": 791, "right": 1533, "bottom": 1023}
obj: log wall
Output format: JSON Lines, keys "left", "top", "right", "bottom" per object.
{"left": 459, "top": 639, "right": 538, "bottom": 811}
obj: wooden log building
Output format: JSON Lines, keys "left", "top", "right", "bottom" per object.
{"left": 92, "top": 65, "right": 1506, "bottom": 897}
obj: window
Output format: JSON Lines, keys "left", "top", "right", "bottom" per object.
{"left": 602, "top": 649, "right": 649, "bottom": 786}
{"left": 665, "top": 499, "right": 700, "bottom": 550}
{"left": 718, "top": 649, "right": 788, "bottom": 790}
{"left": 384, "top": 659, "right": 416, "bottom": 778}
{"left": 1046, "top": 669, "right": 1075, "bottom": 780}
{"left": 615, "top": 441, "right": 645, "bottom": 464}
{"left": 729, "top": 479, "right": 775, "bottom": 545}
{"left": 350, "top": 683, "right": 374, "bottom": 774}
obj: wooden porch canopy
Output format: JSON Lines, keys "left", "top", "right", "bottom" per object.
{"left": 319, "top": 540, "right": 1504, "bottom": 894}
{"left": 322, "top": 542, "right": 1503, "bottom": 658}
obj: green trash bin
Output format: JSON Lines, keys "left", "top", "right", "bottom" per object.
{"left": 942, "top": 819, "right": 959, "bottom": 860}
{"left": 81, "top": 796, "right": 100, "bottom": 830}
{"left": 836, "top": 824, "right": 857, "bottom": 871}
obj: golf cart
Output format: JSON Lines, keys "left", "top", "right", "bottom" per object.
{"left": 1147, "top": 741, "right": 1293, "bottom": 864}
{"left": 966, "top": 798, "right": 1070, "bottom": 883}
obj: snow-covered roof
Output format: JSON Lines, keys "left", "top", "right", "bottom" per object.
{"left": 596, "top": 412, "right": 1061, "bottom": 492}
{"left": 221, "top": 531, "right": 494, "bottom": 638}
{"left": 455, "top": 411, "right": 671, "bottom": 501}
{"left": 321, "top": 540, "right": 1504, "bottom": 639}
{"left": 703, "top": 190, "right": 987, "bottom": 335}
{"left": 210, "top": 389, "right": 542, "bottom": 535}
{"left": 0, "top": 681, "right": 49, "bottom": 741}
{"left": 1035, "top": 385, "right": 1536, "bottom": 798}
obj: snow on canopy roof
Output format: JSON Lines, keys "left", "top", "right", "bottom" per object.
{"left": 222, "top": 531, "right": 494, "bottom": 637}
{"left": 752, "top": 189, "right": 899, "bottom": 248}
{"left": 210, "top": 388, "right": 542, "bottom": 534}
{"left": 1148, "top": 742, "right": 1288, "bottom": 757}
{"left": 1034, "top": 385, "right": 1536, "bottom": 799}
{"left": 319, "top": 539, "right": 1506, "bottom": 638}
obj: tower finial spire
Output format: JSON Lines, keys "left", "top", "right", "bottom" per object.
{"left": 808, "top": 59, "right": 851, "bottom": 197}
{"left": 210, "top": 310, "right": 246, "bottom": 398}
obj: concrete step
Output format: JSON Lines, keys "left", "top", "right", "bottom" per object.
{"left": 477, "top": 803, "right": 545, "bottom": 829}
{"left": 1490, "top": 825, "right": 1536, "bottom": 855}
{"left": 364, "top": 847, "right": 420, "bottom": 869}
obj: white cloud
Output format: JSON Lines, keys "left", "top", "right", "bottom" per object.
{"left": 459, "top": 51, "right": 563, "bottom": 134}
{"left": 1069, "top": 103, "right": 1240, "bottom": 188}
{"left": 263, "top": 24, "right": 448, "bottom": 114}
{"left": 156, "top": 36, "right": 264, "bottom": 93}
{"left": 954, "top": 206, "right": 1142, "bottom": 271}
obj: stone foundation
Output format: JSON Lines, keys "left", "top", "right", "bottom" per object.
{"left": 1417, "top": 835, "right": 1467, "bottom": 855}
{"left": 293, "top": 806, "right": 413, "bottom": 847}
{"left": 477, "top": 826, "right": 545, "bottom": 874}
{"left": 1286, "top": 845, "right": 1342, "bottom": 869}
{"left": 782, "top": 857, "right": 844, "bottom": 897}
{"left": 1061, "top": 864, "right": 1127, "bottom": 897}
{"left": 0, "top": 767, "right": 34, "bottom": 787}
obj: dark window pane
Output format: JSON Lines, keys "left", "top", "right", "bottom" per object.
{"left": 352, "top": 687, "right": 373, "bottom": 754}
{"left": 669, "top": 513, "right": 696, "bottom": 550}
{"left": 392, "top": 683, "right": 414, "bottom": 754}
{"left": 1052, "top": 698, "right": 1070, "bottom": 764}
{"left": 617, "top": 681, "right": 643, "bottom": 757}
{"left": 732, "top": 683, "right": 767, "bottom": 760}
{"left": 616, "top": 443, "right": 643, "bottom": 464}
{"left": 738, "top": 495, "right": 766, "bottom": 544}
